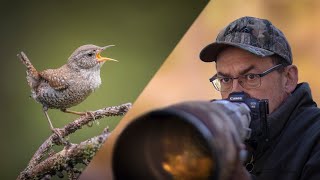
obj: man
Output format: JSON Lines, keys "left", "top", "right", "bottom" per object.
{"left": 199, "top": 16, "right": 320, "bottom": 180}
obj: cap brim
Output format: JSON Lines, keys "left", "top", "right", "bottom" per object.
{"left": 199, "top": 42, "right": 275, "bottom": 62}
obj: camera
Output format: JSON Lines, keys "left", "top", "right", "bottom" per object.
{"left": 112, "top": 92, "right": 269, "bottom": 180}
{"left": 223, "top": 92, "right": 269, "bottom": 149}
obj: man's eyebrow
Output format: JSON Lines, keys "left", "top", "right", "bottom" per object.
{"left": 239, "top": 65, "right": 255, "bottom": 75}
{"left": 217, "top": 71, "right": 231, "bottom": 77}
{"left": 217, "top": 65, "right": 255, "bottom": 77}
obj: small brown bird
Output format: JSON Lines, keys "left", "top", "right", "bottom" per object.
{"left": 18, "top": 44, "right": 117, "bottom": 139}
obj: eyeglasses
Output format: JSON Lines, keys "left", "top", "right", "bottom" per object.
{"left": 209, "top": 64, "right": 283, "bottom": 92}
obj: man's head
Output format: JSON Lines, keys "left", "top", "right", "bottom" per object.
{"left": 200, "top": 16, "right": 298, "bottom": 113}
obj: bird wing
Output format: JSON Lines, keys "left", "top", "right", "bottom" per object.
{"left": 39, "top": 69, "right": 69, "bottom": 90}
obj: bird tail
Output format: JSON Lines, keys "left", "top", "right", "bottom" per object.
{"left": 18, "top": 51, "right": 40, "bottom": 89}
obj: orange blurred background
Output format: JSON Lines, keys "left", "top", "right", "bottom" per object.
{"left": 81, "top": 0, "right": 320, "bottom": 179}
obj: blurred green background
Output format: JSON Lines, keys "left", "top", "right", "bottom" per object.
{"left": 0, "top": 0, "right": 208, "bottom": 179}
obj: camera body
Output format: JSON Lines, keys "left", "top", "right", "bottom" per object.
{"left": 225, "top": 92, "right": 269, "bottom": 148}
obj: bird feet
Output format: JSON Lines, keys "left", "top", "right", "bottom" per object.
{"left": 43, "top": 107, "right": 70, "bottom": 146}
{"left": 52, "top": 128, "right": 70, "bottom": 146}
{"left": 86, "top": 111, "right": 96, "bottom": 127}
{"left": 61, "top": 109, "right": 97, "bottom": 127}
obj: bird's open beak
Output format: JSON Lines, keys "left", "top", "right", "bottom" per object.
{"left": 96, "top": 45, "right": 118, "bottom": 63}
{"left": 96, "top": 53, "right": 118, "bottom": 62}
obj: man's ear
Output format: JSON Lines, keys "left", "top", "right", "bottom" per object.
{"left": 284, "top": 65, "right": 298, "bottom": 94}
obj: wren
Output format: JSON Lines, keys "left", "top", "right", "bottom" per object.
{"left": 18, "top": 44, "right": 117, "bottom": 140}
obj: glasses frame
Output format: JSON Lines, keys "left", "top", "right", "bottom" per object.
{"left": 209, "top": 64, "right": 284, "bottom": 92}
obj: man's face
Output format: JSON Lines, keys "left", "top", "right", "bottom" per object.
{"left": 216, "top": 47, "right": 289, "bottom": 113}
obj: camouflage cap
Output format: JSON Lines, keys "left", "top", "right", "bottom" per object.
{"left": 200, "top": 16, "right": 292, "bottom": 64}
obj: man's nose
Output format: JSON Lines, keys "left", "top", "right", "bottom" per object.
{"left": 231, "top": 79, "right": 244, "bottom": 92}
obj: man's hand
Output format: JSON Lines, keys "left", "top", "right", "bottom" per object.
{"left": 230, "top": 159, "right": 251, "bottom": 180}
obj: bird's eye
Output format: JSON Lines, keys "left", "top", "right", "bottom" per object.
{"left": 87, "top": 53, "right": 94, "bottom": 57}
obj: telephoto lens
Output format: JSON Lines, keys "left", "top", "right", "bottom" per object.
{"left": 112, "top": 100, "right": 252, "bottom": 180}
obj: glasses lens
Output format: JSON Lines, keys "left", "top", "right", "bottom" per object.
{"left": 239, "top": 74, "right": 261, "bottom": 89}
{"left": 212, "top": 78, "right": 233, "bottom": 92}
{"left": 211, "top": 79, "right": 221, "bottom": 91}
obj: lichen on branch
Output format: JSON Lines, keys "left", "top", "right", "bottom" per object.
{"left": 17, "top": 103, "right": 132, "bottom": 180}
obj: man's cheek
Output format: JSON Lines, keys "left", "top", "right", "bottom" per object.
{"left": 221, "top": 92, "right": 229, "bottom": 99}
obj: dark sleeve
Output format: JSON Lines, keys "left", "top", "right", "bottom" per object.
{"left": 251, "top": 174, "right": 257, "bottom": 180}
{"left": 300, "top": 140, "right": 320, "bottom": 180}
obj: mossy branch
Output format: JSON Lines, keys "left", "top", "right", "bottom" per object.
{"left": 17, "top": 103, "right": 132, "bottom": 180}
